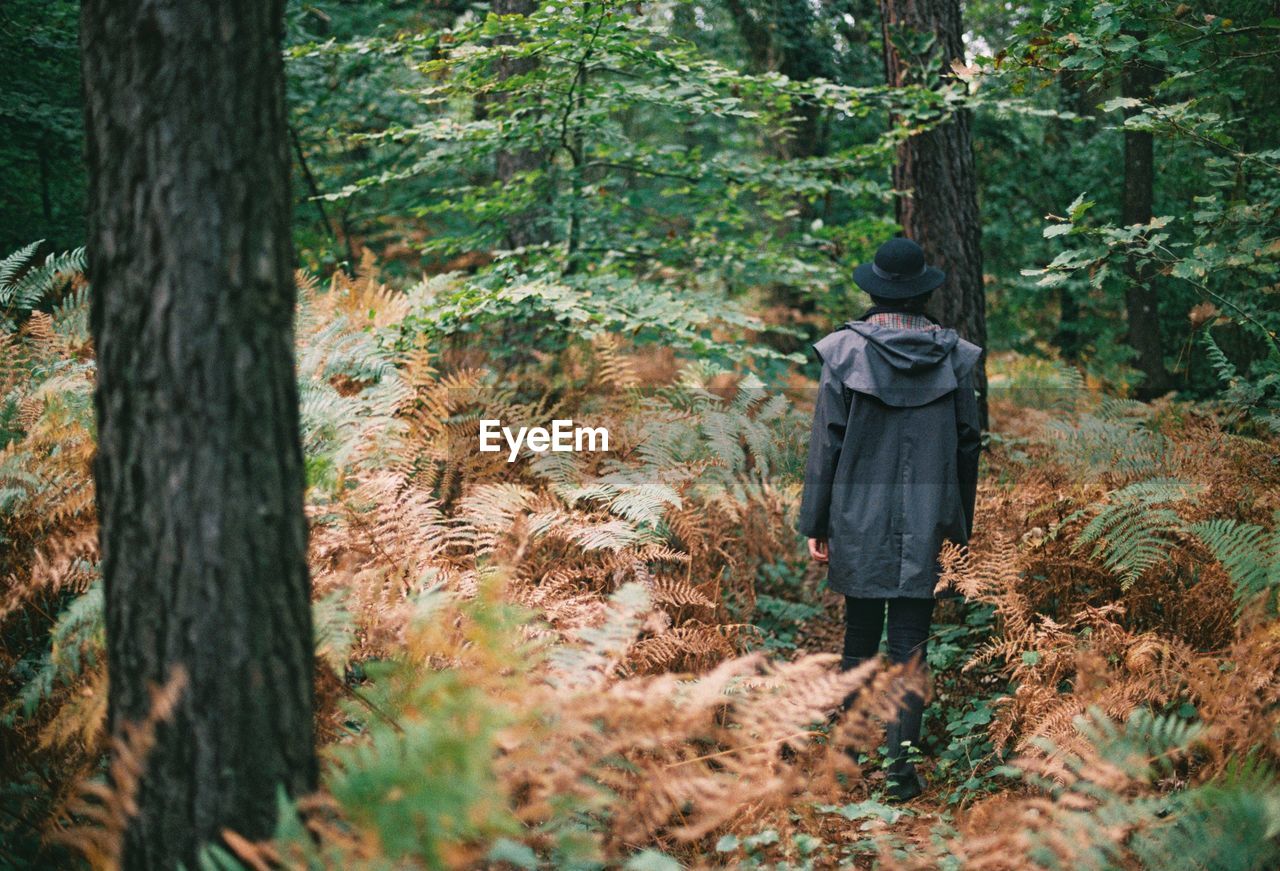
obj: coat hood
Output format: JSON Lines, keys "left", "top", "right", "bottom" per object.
{"left": 812, "top": 321, "right": 982, "bottom": 408}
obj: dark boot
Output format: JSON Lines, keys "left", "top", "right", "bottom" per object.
{"left": 883, "top": 689, "right": 925, "bottom": 802}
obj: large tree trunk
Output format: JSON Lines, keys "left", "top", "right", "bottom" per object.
{"left": 879, "top": 0, "right": 988, "bottom": 425}
{"left": 1120, "top": 44, "right": 1173, "bottom": 399}
{"left": 81, "top": 2, "right": 316, "bottom": 868}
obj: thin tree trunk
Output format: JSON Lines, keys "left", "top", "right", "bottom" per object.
{"left": 1053, "top": 69, "right": 1095, "bottom": 363}
{"left": 491, "top": 0, "right": 550, "bottom": 249}
{"left": 1120, "top": 45, "right": 1173, "bottom": 398}
{"left": 879, "top": 0, "right": 988, "bottom": 426}
{"left": 1055, "top": 287, "right": 1083, "bottom": 361}
{"left": 81, "top": 2, "right": 316, "bottom": 868}
{"left": 37, "top": 142, "right": 53, "bottom": 224}
{"left": 723, "top": 0, "right": 832, "bottom": 160}
{"left": 723, "top": 0, "right": 835, "bottom": 311}
{"left": 290, "top": 125, "right": 337, "bottom": 242}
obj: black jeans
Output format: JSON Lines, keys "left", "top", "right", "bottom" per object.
{"left": 840, "top": 597, "right": 935, "bottom": 776}
{"left": 841, "top": 596, "right": 935, "bottom": 671}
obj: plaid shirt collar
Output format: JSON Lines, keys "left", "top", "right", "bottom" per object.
{"left": 863, "top": 310, "right": 939, "bottom": 331}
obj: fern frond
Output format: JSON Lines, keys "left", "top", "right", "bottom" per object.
{"left": 313, "top": 590, "right": 356, "bottom": 674}
{"left": 1072, "top": 477, "right": 1199, "bottom": 588}
{"left": 1048, "top": 410, "right": 1170, "bottom": 479}
{"left": 0, "top": 244, "right": 86, "bottom": 325}
{"left": 1188, "top": 516, "right": 1280, "bottom": 610}
{"left": 1201, "top": 330, "right": 1239, "bottom": 387}
{"left": 0, "top": 240, "right": 41, "bottom": 286}
{"left": 546, "top": 582, "right": 650, "bottom": 689}
{"left": 592, "top": 333, "right": 638, "bottom": 389}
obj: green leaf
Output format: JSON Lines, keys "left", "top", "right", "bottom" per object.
{"left": 1036, "top": 272, "right": 1071, "bottom": 287}
{"left": 1101, "top": 96, "right": 1143, "bottom": 112}
{"left": 488, "top": 838, "right": 540, "bottom": 869}
{"left": 820, "top": 800, "right": 903, "bottom": 824}
{"left": 624, "top": 849, "right": 683, "bottom": 871}
{"left": 744, "top": 828, "right": 780, "bottom": 848}
{"left": 1068, "top": 193, "right": 1095, "bottom": 222}
{"left": 715, "top": 834, "right": 740, "bottom": 853}
{"left": 1172, "top": 259, "right": 1208, "bottom": 280}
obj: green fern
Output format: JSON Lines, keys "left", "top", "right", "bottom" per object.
{"left": 1063, "top": 706, "right": 1202, "bottom": 781}
{"left": 0, "top": 451, "right": 41, "bottom": 513}
{"left": 1049, "top": 410, "right": 1169, "bottom": 478}
{"left": 1020, "top": 708, "right": 1280, "bottom": 871}
{"left": 1033, "top": 359, "right": 1088, "bottom": 412}
{"left": 528, "top": 448, "right": 586, "bottom": 501}
{"left": 597, "top": 471, "right": 683, "bottom": 527}
{"left": 1202, "top": 330, "right": 1239, "bottom": 388}
{"left": 1072, "top": 477, "right": 1200, "bottom": 588}
{"left": 295, "top": 297, "right": 411, "bottom": 491}
{"left": 5, "top": 581, "right": 104, "bottom": 725}
{"left": 313, "top": 589, "right": 357, "bottom": 674}
{"left": 0, "top": 241, "right": 40, "bottom": 287}
{"left": 0, "top": 242, "right": 86, "bottom": 328}
{"left": 1131, "top": 755, "right": 1280, "bottom": 871}
{"left": 1187, "top": 516, "right": 1280, "bottom": 612}
{"left": 1129, "top": 732, "right": 1280, "bottom": 869}
{"left": 49, "top": 284, "right": 92, "bottom": 345}
{"left": 1202, "top": 326, "right": 1280, "bottom": 432}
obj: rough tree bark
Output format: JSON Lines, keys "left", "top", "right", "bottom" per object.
{"left": 879, "top": 0, "right": 988, "bottom": 425}
{"left": 81, "top": 2, "right": 316, "bottom": 868}
{"left": 1120, "top": 45, "right": 1173, "bottom": 398}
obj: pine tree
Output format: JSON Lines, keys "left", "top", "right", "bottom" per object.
{"left": 80, "top": 1, "right": 316, "bottom": 866}
{"left": 879, "top": 0, "right": 988, "bottom": 423}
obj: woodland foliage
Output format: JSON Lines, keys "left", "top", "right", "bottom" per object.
{"left": 3, "top": 0, "right": 1280, "bottom": 867}
{"left": 2, "top": 247, "right": 1279, "bottom": 869}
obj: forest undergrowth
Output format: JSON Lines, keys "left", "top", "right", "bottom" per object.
{"left": 3, "top": 254, "right": 1279, "bottom": 869}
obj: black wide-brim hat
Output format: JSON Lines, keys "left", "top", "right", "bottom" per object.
{"left": 853, "top": 237, "right": 946, "bottom": 299}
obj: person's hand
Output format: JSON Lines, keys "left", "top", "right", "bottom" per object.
{"left": 807, "top": 537, "right": 829, "bottom": 563}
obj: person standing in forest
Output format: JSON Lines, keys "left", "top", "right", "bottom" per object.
{"left": 799, "top": 237, "right": 982, "bottom": 801}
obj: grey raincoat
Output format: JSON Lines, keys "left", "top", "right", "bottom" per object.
{"left": 797, "top": 319, "right": 983, "bottom": 599}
